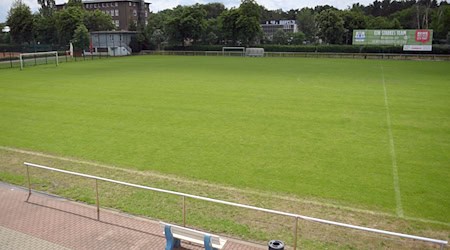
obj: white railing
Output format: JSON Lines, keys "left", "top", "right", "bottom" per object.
{"left": 23, "top": 162, "right": 448, "bottom": 249}
{"left": 141, "top": 50, "right": 450, "bottom": 61}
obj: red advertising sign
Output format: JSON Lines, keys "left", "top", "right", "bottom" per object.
{"left": 415, "top": 30, "right": 431, "bottom": 44}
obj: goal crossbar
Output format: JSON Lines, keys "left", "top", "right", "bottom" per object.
{"left": 222, "top": 47, "right": 246, "bottom": 56}
{"left": 20, "top": 51, "right": 59, "bottom": 70}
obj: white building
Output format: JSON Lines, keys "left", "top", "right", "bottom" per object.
{"left": 261, "top": 20, "right": 298, "bottom": 39}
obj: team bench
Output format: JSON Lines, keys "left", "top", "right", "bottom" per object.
{"left": 160, "top": 222, "right": 227, "bottom": 250}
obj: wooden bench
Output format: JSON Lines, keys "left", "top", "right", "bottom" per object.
{"left": 160, "top": 222, "right": 227, "bottom": 250}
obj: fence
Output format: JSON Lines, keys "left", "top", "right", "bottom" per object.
{"left": 0, "top": 49, "right": 112, "bottom": 70}
{"left": 142, "top": 50, "right": 450, "bottom": 61}
{"left": 23, "top": 162, "right": 448, "bottom": 250}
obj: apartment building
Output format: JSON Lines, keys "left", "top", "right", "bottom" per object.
{"left": 56, "top": 0, "right": 150, "bottom": 31}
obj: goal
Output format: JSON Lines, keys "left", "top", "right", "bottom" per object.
{"left": 20, "top": 51, "right": 59, "bottom": 70}
{"left": 246, "top": 48, "right": 265, "bottom": 57}
{"left": 222, "top": 47, "right": 245, "bottom": 57}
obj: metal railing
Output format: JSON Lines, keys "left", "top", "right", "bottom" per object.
{"left": 23, "top": 162, "right": 448, "bottom": 249}
{"left": 141, "top": 50, "right": 450, "bottom": 61}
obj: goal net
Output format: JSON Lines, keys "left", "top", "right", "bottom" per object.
{"left": 20, "top": 51, "right": 59, "bottom": 70}
{"left": 246, "top": 48, "right": 265, "bottom": 57}
{"left": 222, "top": 47, "right": 245, "bottom": 57}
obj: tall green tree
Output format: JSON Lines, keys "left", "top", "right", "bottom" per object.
{"left": 341, "top": 10, "right": 368, "bottom": 44}
{"left": 202, "top": 3, "right": 226, "bottom": 19}
{"left": 55, "top": 6, "right": 84, "bottom": 45}
{"left": 6, "top": 0, "right": 34, "bottom": 44}
{"left": 431, "top": 4, "right": 450, "bottom": 41}
{"left": 84, "top": 10, "right": 115, "bottom": 31}
{"left": 236, "top": 0, "right": 262, "bottom": 46}
{"left": 72, "top": 23, "right": 89, "bottom": 50}
{"left": 317, "top": 9, "right": 345, "bottom": 44}
{"left": 297, "top": 8, "right": 317, "bottom": 44}
{"left": 34, "top": 13, "right": 58, "bottom": 44}
{"left": 219, "top": 8, "right": 240, "bottom": 44}
{"left": 165, "top": 5, "right": 207, "bottom": 46}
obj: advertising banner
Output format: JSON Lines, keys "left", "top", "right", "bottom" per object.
{"left": 353, "top": 29, "right": 433, "bottom": 51}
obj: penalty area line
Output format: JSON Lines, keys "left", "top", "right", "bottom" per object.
{"left": 380, "top": 64, "right": 404, "bottom": 218}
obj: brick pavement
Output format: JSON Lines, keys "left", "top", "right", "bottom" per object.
{"left": 0, "top": 183, "right": 265, "bottom": 250}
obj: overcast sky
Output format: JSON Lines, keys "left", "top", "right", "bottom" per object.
{"left": 1, "top": 0, "right": 375, "bottom": 23}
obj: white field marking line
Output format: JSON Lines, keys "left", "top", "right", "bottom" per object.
{"left": 3, "top": 146, "right": 449, "bottom": 227}
{"left": 380, "top": 64, "right": 404, "bottom": 218}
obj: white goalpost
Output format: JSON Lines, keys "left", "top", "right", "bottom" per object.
{"left": 19, "top": 51, "right": 59, "bottom": 70}
{"left": 222, "top": 47, "right": 246, "bottom": 56}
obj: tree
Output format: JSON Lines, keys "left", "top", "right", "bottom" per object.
{"left": 165, "top": 5, "right": 207, "bottom": 46}
{"left": 34, "top": 13, "right": 58, "bottom": 44}
{"left": 150, "top": 29, "right": 166, "bottom": 50}
{"left": 272, "top": 29, "right": 288, "bottom": 44}
{"left": 67, "top": 0, "right": 83, "bottom": 8}
{"left": 219, "top": 8, "right": 240, "bottom": 44}
{"left": 317, "top": 9, "right": 345, "bottom": 44}
{"left": 202, "top": 3, "right": 226, "bottom": 19}
{"left": 84, "top": 10, "right": 115, "bottom": 31}
{"left": 236, "top": 0, "right": 262, "bottom": 46}
{"left": 6, "top": 0, "right": 34, "bottom": 44}
{"left": 290, "top": 31, "right": 305, "bottom": 45}
{"left": 55, "top": 6, "right": 84, "bottom": 45}
{"left": 297, "top": 8, "right": 317, "bottom": 43}
{"left": 341, "top": 10, "right": 368, "bottom": 44}
{"left": 72, "top": 24, "right": 89, "bottom": 50}
{"left": 431, "top": 5, "right": 450, "bottom": 41}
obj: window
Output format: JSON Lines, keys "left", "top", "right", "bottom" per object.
{"left": 145, "top": 11, "right": 148, "bottom": 17}
{"left": 106, "top": 3, "right": 109, "bottom": 7}
{"left": 129, "top": 2, "right": 131, "bottom": 6}
{"left": 115, "top": 20, "right": 120, "bottom": 27}
{"left": 110, "top": 10, "right": 114, "bottom": 16}
{"left": 133, "top": 10, "right": 137, "bottom": 16}
{"left": 133, "top": 3, "right": 136, "bottom": 7}
{"left": 115, "top": 9, "right": 119, "bottom": 16}
{"left": 115, "top": 2, "right": 118, "bottom": 7}
{"left": 94, "top": 4, "right": 98, "bottom": 8}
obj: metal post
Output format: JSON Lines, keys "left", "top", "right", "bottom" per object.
{"left": 95, "top": 179, "right": 100, "bottom": 220}
{"left": 293, "top": 216, "right": 298, "bottom": 250}
{"left": 182, "top": 196, "right": 186, "bottom": 227}
{"left": 26, "top": 165, "right": 32, "bottom": 202}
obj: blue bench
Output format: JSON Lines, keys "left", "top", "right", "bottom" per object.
{"left": 160, "top": 222, "right": 227, "bottom": 250}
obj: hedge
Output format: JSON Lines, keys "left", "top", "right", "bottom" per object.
{"left": 164, "top": 44, "right": 450, "bottom": 54}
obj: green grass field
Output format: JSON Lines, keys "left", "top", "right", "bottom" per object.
{"left": 1, "top": 55, "right": 449, "bottom": 225}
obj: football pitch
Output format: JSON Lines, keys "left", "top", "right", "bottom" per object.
{"left": 0, "top": 55, "right": 449, "bottom": 225}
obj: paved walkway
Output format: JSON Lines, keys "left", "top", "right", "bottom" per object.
{"left": 0, "top": 183, "right": 264, "bottom": 250}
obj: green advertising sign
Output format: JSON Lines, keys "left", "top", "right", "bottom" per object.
{"left": 353, "top": 29, "right": 433, "bottom": 46}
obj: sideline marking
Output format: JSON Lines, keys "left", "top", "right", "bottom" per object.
{"left": 3, "top": 146, "right": 448, "bottom": 226}
{"left": 380, "top": 64, "right": 404, "bottom": 218}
